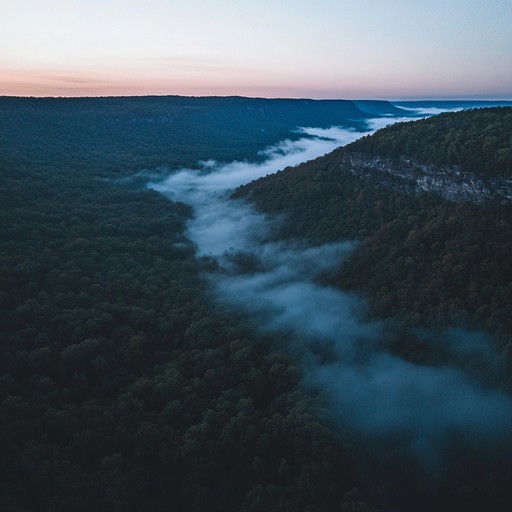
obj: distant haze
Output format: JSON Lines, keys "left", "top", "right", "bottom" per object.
{"left": 1, "top": 0, "right": 511, "bottom": 99}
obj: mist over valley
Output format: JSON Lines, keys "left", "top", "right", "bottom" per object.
{"left": 2, "top": 97, "right": 512, "bottom": 512}
{"left": 149, "top": 105, "right": 512, "bottom": 509}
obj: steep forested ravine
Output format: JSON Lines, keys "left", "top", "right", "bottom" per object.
{"left": 236, "top": 107, "right": 512, "bottom": 511}
{"left": 237, "top": 108, "right": 512, "bottom": 342}
{"left": 1, "top": 98, "right": 401, "bottom": 512}
{"left": 1, "top": 157, "right": 378, "bottom": 512}
{"left": 2, "top": 99, "right": 512, "bottom": 512}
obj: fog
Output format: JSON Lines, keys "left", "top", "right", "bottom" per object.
{"left": 400, "top": 106, "right": 465, "bottom": 116}
{"left": 149, "top": 117, "right": 512, "bottom": 481}
{"left": 314, "top": 345, "right": 512, "bottom": 473}
{"left": 151, "top": 126, "right": 368, "bottom": 254}
{"left": 210, "top": 239, "right": 512, "bottom": 475}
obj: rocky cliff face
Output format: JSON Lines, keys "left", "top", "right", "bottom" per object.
{"left": 341, "top": 152, "right": 512, "bottom": 202}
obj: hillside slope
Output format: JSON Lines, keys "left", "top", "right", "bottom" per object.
{"left": 348, "top": 107, "right": 512, "bottom": 177}
{"left": 0, "top": 96, "right": 410, "bottom": 178}
{"left": 237, "top": 108, "right": 512, "bottom": 349}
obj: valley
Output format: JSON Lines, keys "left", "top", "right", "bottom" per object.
{"left": 1, "top": 97, "right": 511, "bottom": 512}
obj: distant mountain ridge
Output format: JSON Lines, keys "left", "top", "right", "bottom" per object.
{"left": 353, "top": 100, "right": 410, "bottom": 116}
{"left": 0, "top": 95, "right": 411, "bottom": 177}
{"left": 394, "top": 99, "right": 512, "bottom": 109}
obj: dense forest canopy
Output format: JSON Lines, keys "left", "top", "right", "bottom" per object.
{"left": 0, "top": 158, "right": 370, "bottom": 511}
{"left": 2, "top": 98, "right": 512, "bottom": 512}
{"left": 0, "top": 96, "right": 396, "bottom": 178}
{"left": 1, "top": 96, "right": 406, "bottom": 512}
{"left": 237, "top": 107, "right": 512, "bottom": 376}
{"left": 346, "top": 107, "right": 512, "bottom": 176}
{"left": 235, "top": 108, "right": 512, "bottom": 509}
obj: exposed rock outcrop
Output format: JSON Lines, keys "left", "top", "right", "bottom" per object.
{"left": 341, "top": 152, "right": 512, "bottom": 202}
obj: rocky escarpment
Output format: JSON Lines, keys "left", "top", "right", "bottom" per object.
{"left": 342, "top": 152, "right": 512, "bottom": 202}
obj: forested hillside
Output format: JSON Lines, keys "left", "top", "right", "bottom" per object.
{"left": 396, "top": 100, "right": 512, "bottom": 110}
{"left": 3, "top": 98, "right": 511, "bottom": 512}
{"left": 347, "top": 107, "right": 512, "bottom": 176}
{"left": 234, "top": 108, "right": 512, "bottom": 510}
{"left": 0, "top": 95, "right": 411, "bottom": 512}
{"left": 0, "top": 96, "right": 398, "bottom": 178}
{"left": 237, "top": 107, "right": 512, "bottom": 361}
{"left": 0, "top": 157, "right": 370, "bottom": 511}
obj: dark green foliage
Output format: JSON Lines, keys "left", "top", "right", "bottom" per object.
{"left": 337, "top": 201, "right": 512, "bottom": 337}
{"left": 236, "top": 155, "right": 426, "bottom": 242}
{"left": 236, "top": 107, "right": 512, "bottom": 511}
{"left": 0, "top": 96, "right": 375, "bottom": 178}
{"left": 237, "top": 107, "right": 512, "bottom": 363}
{"left": 0, "top": 158, "right": 364, "bottom": 511}
{"left": 348, "top": 107, "right": 512, "bottom": 176}
{"left": 4, "top": 98, "right": 510, "bottom": 512}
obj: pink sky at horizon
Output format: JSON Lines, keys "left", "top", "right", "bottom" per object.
{"left": 3, "top": 67, "right": 511, "bottom": 100}
{"left": 1, "top": 0, "right": 511, "bottom": 100}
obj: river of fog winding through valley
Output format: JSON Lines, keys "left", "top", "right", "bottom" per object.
{"left": 148, "top": 115, "right": 512, "bottom": 481}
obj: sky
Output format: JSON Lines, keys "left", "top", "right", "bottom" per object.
{"left": 1, "top": 0, "right": 511, "bottom": 99}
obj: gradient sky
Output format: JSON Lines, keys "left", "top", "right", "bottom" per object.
{"left": 1, "top": 0, "right": 511, "bottom": 98}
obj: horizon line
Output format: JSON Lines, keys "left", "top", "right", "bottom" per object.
{"left": 1, "top": 93, "right": 512, "bottom": 102}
